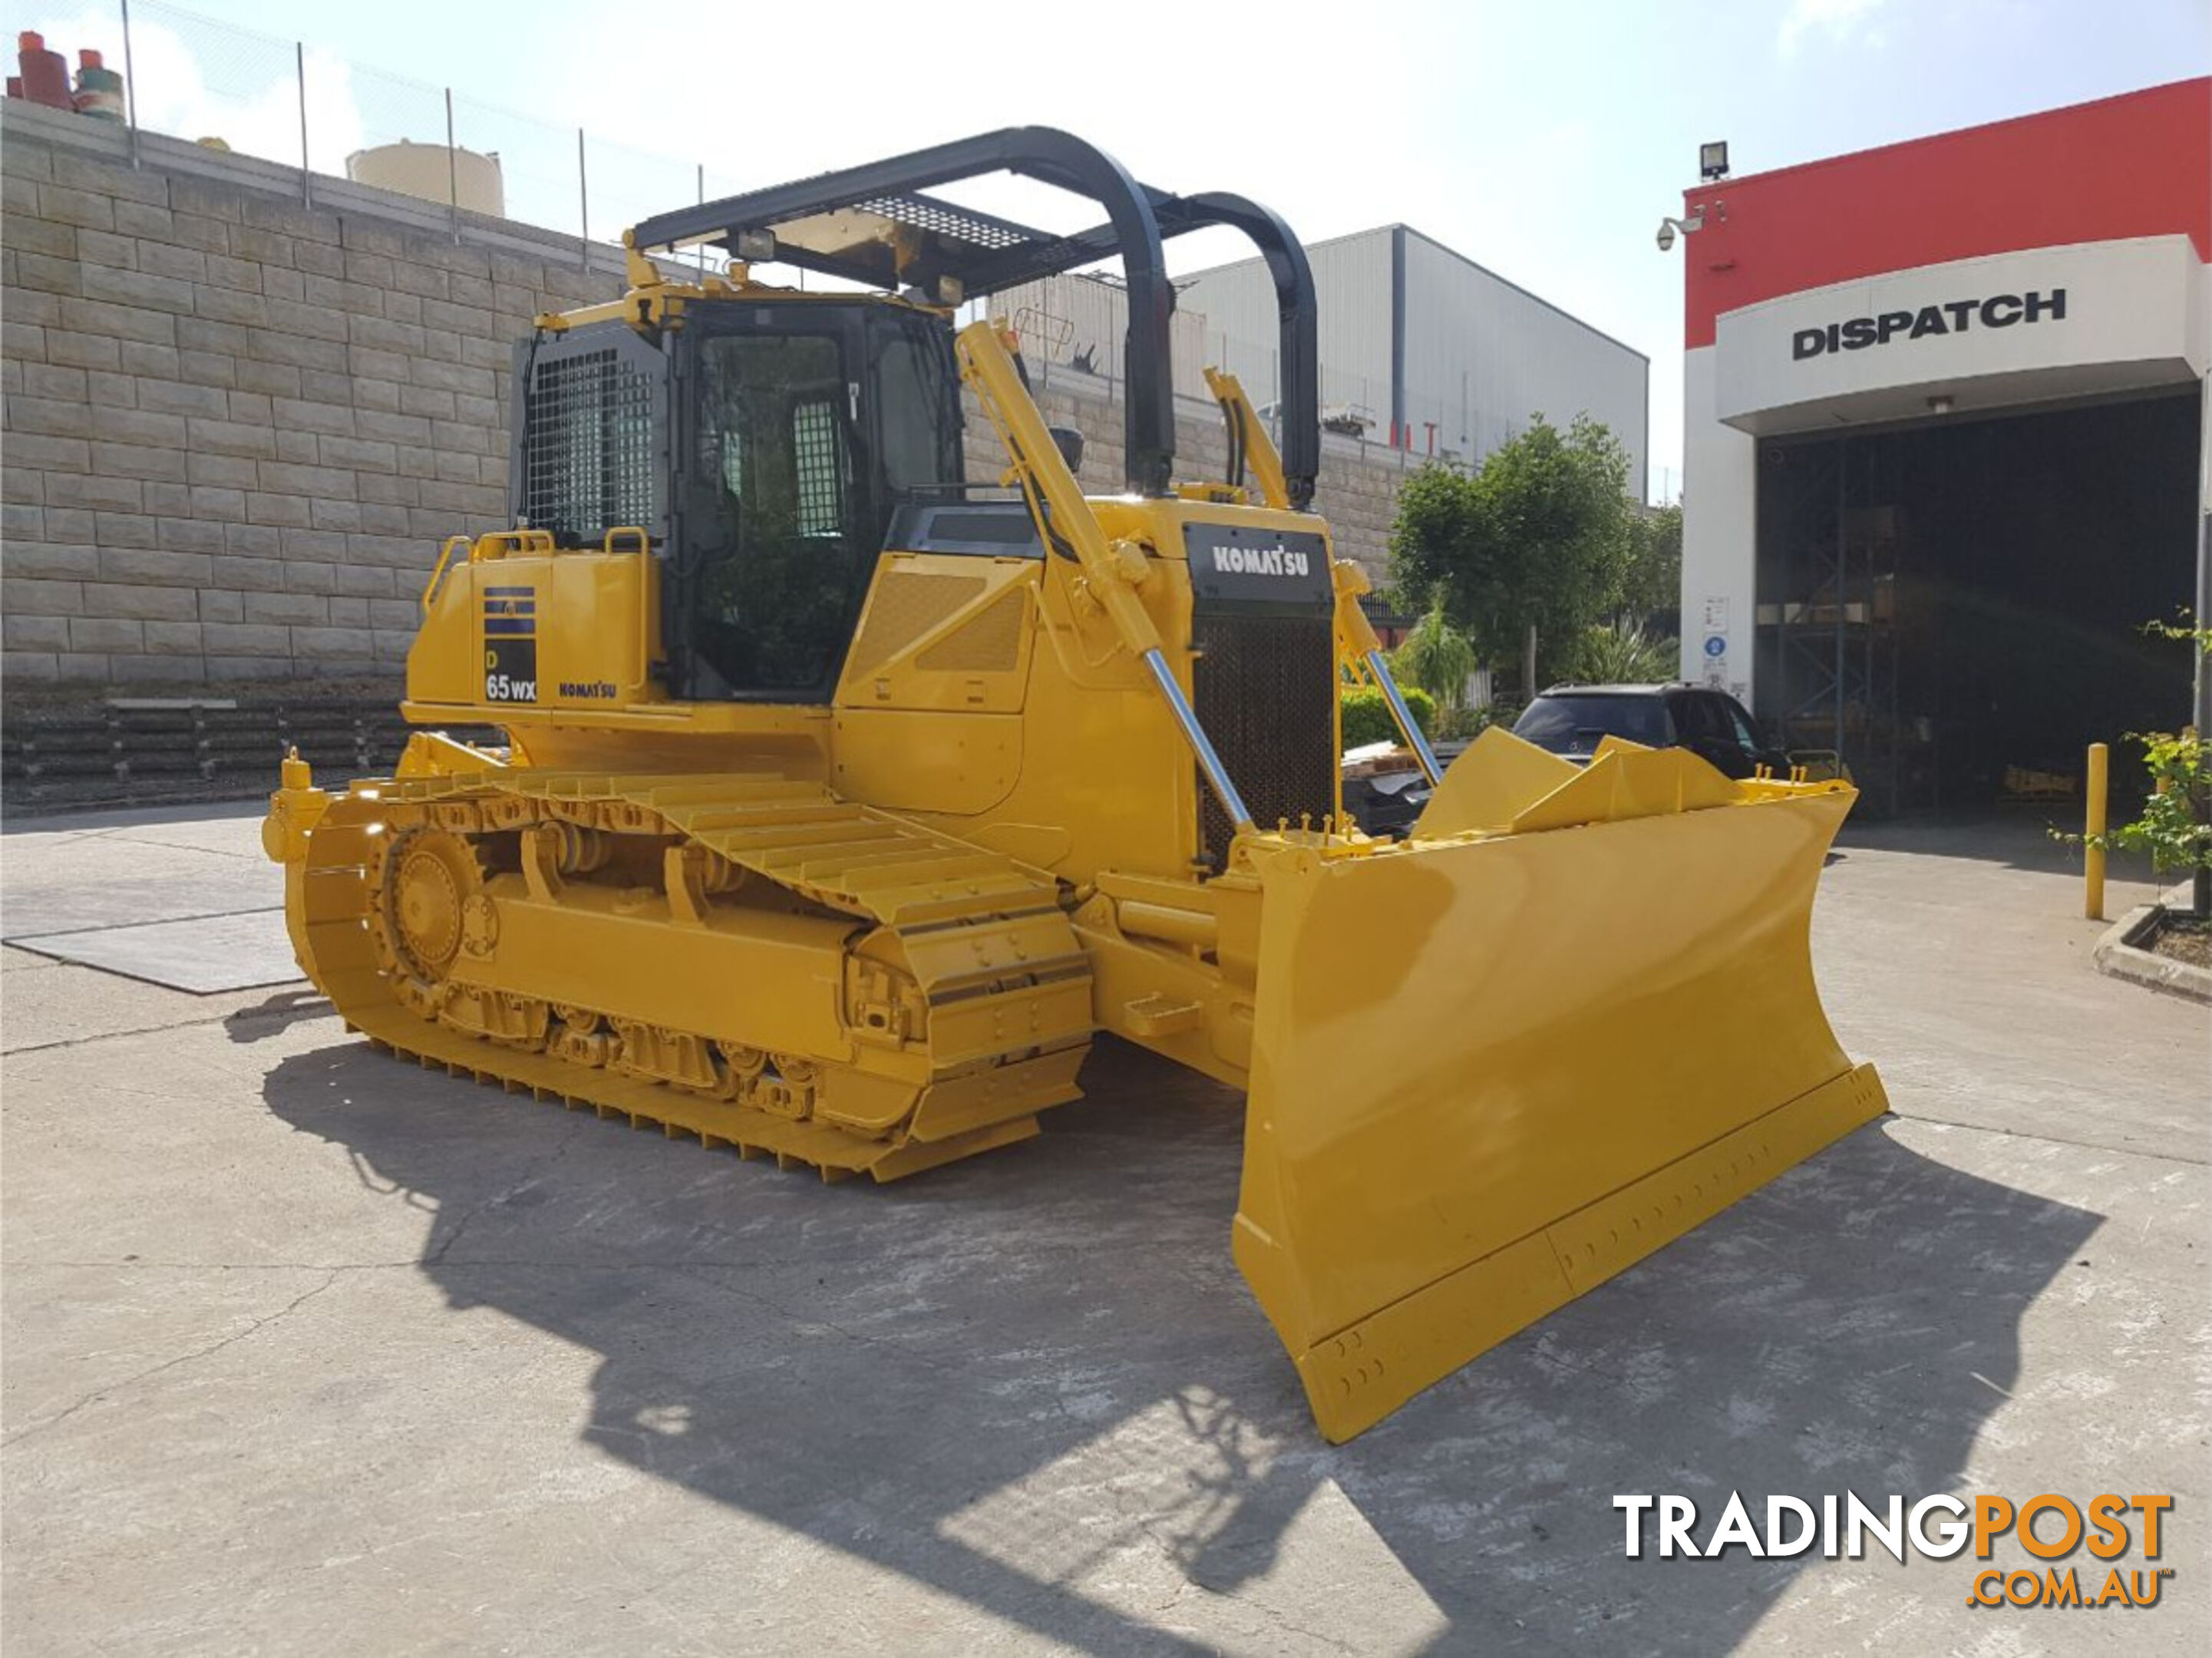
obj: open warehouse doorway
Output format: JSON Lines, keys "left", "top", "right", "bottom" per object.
{"left": 1752, "top": 388, "right": 2201, "bottom": 814}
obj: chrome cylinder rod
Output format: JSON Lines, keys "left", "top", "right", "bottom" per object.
{"left": 1141, "top": 648, "right": 1255, "bottom": 832}
{"left": 1365, "top": 649, "right": 1444, "bottom": 786}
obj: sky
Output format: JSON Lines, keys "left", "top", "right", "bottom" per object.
{"left": 22, "top": 0, "right": 2209, "bottom": 500}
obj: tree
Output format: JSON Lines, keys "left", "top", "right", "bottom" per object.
{"left": 1618, "top": 500, "right": 1682, "bottom": 632}
{"left": 1387, "top": 414, "right": 1637, "bottom": 692}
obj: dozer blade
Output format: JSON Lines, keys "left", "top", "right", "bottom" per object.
{"left": 1233, "top": 732, "right": 1888, "bottom": 1442}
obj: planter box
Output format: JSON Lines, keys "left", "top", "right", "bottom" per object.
{"left": 2092, "top": 897, "right": 2212, "bottom": 1004}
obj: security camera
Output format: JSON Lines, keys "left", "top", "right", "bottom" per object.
{"left": 1655, "top": 211, "right": 1704, "bottom": 254}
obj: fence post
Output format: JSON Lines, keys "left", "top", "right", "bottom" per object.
{"left": 118, "top": 0, "right": 140, "bottom": 167}
{"left": 444, "top": 88, "right": 459, "bottom": 241}
{"left": 295, "top": 42, "right": 310, "bottom": 207}
{"left": 577, "top": 127, "right": 589, "bottom": 270}
{"left": 2085, "top": 740, "right": 2108, "bottom": 921}
{"left": 696, "top": 162, "right": 705, "bottom": 270}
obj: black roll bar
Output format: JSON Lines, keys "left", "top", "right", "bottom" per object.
{"left": 955, "top": 191, "right": 1321, "bottom": 513}
{"left": 1160, "top": 193, "right": 1319, "bottom": 512}
{"left": 631, "top": 127, "right": 1177, "bottom": 498}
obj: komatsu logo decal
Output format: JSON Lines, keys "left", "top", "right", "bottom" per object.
{"left": 1185, "top": 523, "right": 1333, "bottom": 613}
{"left": 481, "top": 586, "right": 537, "bottom": 703}
{"left": 1792, "top": 289, "right": 2067, "bottom": 359}
{"left": 1210, "top": 543, "right": 1312, "bottom": 578}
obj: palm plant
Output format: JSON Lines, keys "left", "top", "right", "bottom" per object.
{"left": 1572, "top": 618, "right": 1676, "bottom": 685}
{"left": 1390, "top": 600, "right": 1479, "bottom": 710}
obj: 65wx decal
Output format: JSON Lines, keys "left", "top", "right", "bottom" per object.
{"left": 482, "top": 586, "right": 538, "bottom": 703}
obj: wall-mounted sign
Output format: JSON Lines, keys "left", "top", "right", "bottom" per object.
{"left": 1710, "top": 236, "right": 2204, "bottom": 436}
{"left": 1793, "top": 290, "right": 2066, "bottom": 360}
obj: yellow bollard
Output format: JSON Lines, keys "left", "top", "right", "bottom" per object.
{"left": 2084, "top": 741, "right": 2108, "bottom": 921}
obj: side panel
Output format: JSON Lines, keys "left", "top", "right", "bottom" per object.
{"left": 832, "top": 552, "right": 1039, "bottom": 714}
{"left": 408, "top": 550, "right": 660, "bottom": 714}
{"left": 828, "top": 534, "right": 1203, "bottom": 883}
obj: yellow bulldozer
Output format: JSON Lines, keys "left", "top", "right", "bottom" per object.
{"left": 263, "top": 129, "right": 1885, "bottom": 1442}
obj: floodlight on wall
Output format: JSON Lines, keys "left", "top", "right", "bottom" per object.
{"left": 1927, "top": 395, "right": 1955, "bottom": 415}
{"left": 1700, "top": 140, "right": 1730, "bottom": 181}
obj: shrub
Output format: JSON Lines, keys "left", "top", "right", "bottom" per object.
{"left": 2062, "top": 728, "right": 2211, "bottom": 876}
{"left": 1342, "top": 684, "right": 1437, "bottom": 751}
{"left": 2051, "top": 613, "right": 2211, "bottom": 886}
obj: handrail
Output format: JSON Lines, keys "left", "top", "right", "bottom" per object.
{"left": 422, "top": 535, "right": 470, "bottom": 611}
{"left": 422, "top": 530, "right": 563, "bottom": 610}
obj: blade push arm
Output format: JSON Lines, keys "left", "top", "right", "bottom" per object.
{"left": 955, "top": 321, "right": 1256, "bottom": 834}
{"left": 1332, "top": 562, "right": 1444, "bottom": 786}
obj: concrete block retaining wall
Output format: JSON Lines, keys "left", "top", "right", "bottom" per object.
{"left": 3, "top": 101, "right": 1421, "bottom": 696}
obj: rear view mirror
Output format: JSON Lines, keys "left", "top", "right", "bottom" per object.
{"left": 1049, "top": 426, "right": 1085, "bottom": 475}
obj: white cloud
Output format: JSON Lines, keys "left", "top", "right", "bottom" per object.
{"left": 1778, "top": 0, "right": 1890, "bottom": 58}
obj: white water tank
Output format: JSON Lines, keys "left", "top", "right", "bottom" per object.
{"left": 347, "top": 140, "right": 504, "bottom": 217}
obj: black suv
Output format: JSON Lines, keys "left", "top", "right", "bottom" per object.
{"left": 1511, "top": 683, "right": 1789, "bottom": 780}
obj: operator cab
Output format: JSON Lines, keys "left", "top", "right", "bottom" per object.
{"left": 511, "top": 130, "right": 1322, "bottom": 712}
{"left": 678, "top": 302, "right": 963, "bottom": 699}
{"left": 512, "top": 295, "right": 966, "bottom": 705}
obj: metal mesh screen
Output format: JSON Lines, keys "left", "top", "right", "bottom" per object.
{"left": 914, "top": 590, "right": 1025, "bottom": 673}
{"left": 793, "top": 399, "right": 845, "bottom": 537}
{"left": 852, "top": 194, "right": 1031, "bottom": 250}
{"left": 1191, "top": 612, "right": 1337, "bottom": 866}
{"left": 520, "top": 348, "right": 656, "bottom": 544}
{"left": 847, "top": 571, "right": 987, "bottom": 676}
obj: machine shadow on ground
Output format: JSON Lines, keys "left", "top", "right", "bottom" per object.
{"left": 261, "top": 1033, "right": 2098, "bottom": 1655}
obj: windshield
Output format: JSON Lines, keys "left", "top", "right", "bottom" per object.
{"left": 873, "top": 320, "right": 961, "bottom": 494}
{"left": 1514, "top": 693, "right": 1672, "bottom": 754}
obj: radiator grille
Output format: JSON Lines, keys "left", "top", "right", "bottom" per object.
{"left": 1191, "top": 612, "right": 1336, "bottom": 866}
{"left": 520, "top": 347, "right": 656, "bottom": 545}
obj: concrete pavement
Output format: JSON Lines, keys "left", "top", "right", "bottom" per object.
{"left": 2, "top": 804, "right": 2204, "bottom": 1655}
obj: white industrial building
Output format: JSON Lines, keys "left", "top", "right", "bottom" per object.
{"left": 1180, "top": 226, "right": 1649, "bottom": 490}
{"left": 989, "top": 225, "right": 1649, "bottom": 491}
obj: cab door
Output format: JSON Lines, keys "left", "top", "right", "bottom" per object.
{"left": 674, "top": 321, "right": 866, "bottom": 702}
